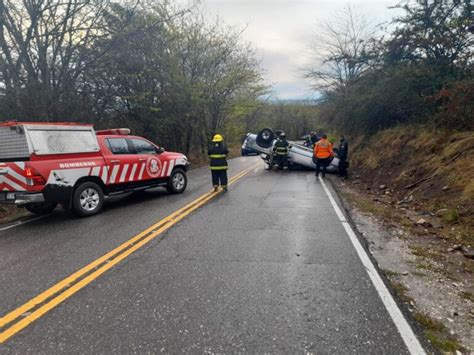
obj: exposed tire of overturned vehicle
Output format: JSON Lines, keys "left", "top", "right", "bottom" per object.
{"left": 243, "top": 128, "right": 341, "bottom": 172}
{"left": 256, "top": 128, "right": 275, "bottom": 149}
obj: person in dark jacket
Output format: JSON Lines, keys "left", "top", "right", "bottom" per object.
{"left": 273, "top": 133, "right": 289, "bottom": 170}
{"left": 337, "top": 135, "right": 349, "bottom": 178}
{"left": 310, "top": 131, "right": 320, "bottom": 145}
{"left": 208, "top": 134, "right": 229, "bottom": 191}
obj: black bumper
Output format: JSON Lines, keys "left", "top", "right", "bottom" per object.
{"left": 0, "top": 191, "right": 45, "bottom": 205}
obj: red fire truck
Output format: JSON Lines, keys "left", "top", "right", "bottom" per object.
{"left": 0, "top": 122, "right": 189, "bottom": 217}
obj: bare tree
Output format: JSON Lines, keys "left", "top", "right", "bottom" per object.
{"left": 305, "top": 5, "right": 377, "bottom": 94}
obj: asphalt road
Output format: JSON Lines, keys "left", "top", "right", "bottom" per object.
{"left": 0, "top": 157, "right": 424, "bottom": 353}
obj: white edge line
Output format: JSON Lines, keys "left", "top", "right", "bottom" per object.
{"left": 318, "top": 176, "right": 426, "bottom": 355}
{"left": 0, "top": 215, "right": 49, "bottom": 232}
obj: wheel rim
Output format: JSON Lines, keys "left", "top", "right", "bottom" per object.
{"left": 80, "top": 188, "right": 100, "bottom": 211}
{"left": 172, "top": 173, "right": 185, "bottom": 190}
{"left": 262, "top": 130, "right": 271, "bottom": 140}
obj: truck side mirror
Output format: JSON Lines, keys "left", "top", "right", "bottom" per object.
{"left": 156, "top": 146, "right": 165, "bottom": 154}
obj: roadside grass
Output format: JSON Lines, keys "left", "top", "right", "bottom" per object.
{"left": 384, "top": 267, "right": 427, "bottom": 279}
{"left": 460, "top": 261, "right": 474, "bottom": 274}
{"left": 382, "top": 269, "right": 401, "bottom": 277}
{"left": 413, "top": 312, "right": 443, "bottom": 331}
{"left": 415, "top": 262, "right": 432, "bottom": 270}
{"left": 409, "top": 244, "right": 445, "bottom": 262}
{"left": 413, "top": 312, "right": 462, "bottom": 352}
{"left": 350, "top": 126, "right": 474, "bottom": 247}
{"left": 0, "top": 205, "right": 29, "bottom": 224}
{"left": 411, "top": 271, "right": 427, "bottom": 277}
{"left": 346, "top": 181, "right": 472, "bottom": 245}
{"left": 410, "top": 245, "right": 427, "bottom": 257}
{"left": 389, "top": 281, "right": 414, "bottom": 304}
{"left": 459, "top": 291, "right": 474, "bottom": 303}
{"left": 413, "top": 259, "right": 459, "bottom": 281}
{"left": 425, "top": 331, "right": 462, "bottom": 352}
{"left": 227, "top": 145, "right": 244, "bottom": 159}
{"left": 342, "top": 191, "right": 393, "bottom": 220}
{"left": 336, "top": 129, "right": 474, "bottom": 352}
{"left": 444, "top": 209, "right": 460, "bottom": 223}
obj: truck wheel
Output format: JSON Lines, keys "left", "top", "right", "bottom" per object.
{"left": 25, "top": 202, "right": 57, "bottom": 215}
{"left": 167, "top": 168, "right": 187, "bottom": 194}
{"left": 72, "top": 181, "right": 104, "bottom": 217}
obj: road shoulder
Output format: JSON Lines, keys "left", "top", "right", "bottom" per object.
{"left": 330, "top": 176, "right": 473, "bottom": 354}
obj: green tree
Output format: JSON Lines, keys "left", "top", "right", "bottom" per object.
{"left": 0, "top": 0, "right": 137, "bottom": 120}
{"left": 81, "top": 2, "right": 265, "bottom": 154}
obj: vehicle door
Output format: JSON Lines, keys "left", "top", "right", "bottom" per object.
{"left": 128, "top": 138, "right": 166, "bottom": 182}
{"left": 103, "top": 137, "right": 139, "bottom": 185}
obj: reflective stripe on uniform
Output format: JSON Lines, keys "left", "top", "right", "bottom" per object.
{"left": 276, "top": 147, "right": 288, "bottom": 155}
{"left": 209, "top": 166, "right": 228, "bottom": 170}
{"left": 209, "top": 154, "right": 226, "bottom": 158}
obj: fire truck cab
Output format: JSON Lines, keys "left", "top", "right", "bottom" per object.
{"left": 0, "top": 122, "right": 189, "bottom": 217}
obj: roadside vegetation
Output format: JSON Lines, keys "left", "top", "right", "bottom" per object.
{"left": 301, "top": 1, "right": 473, "bottom": 351}
{"left": 300, "top": 0, "right": 473, "bottom": 246}
{"left": 0, "top": 1, "right": 265, "bottom": 156}
{"left": 305, "top": 1, "right": 472, "bottom": 133}
{"left": 350, "top": 126, "right": 473, "bottom": 243}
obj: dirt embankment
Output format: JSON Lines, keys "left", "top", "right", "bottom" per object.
{"left": 337, "top": 125, "right": 473, "bottom": 353}
{"left": 350, "top": 125, "right": 473, "bottom": 244}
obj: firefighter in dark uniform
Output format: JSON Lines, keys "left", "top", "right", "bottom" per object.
{"left": 208, "top": 134, "right": 229, "bottom": 191}
{"left": 337, "top": 135, "right": 349, "bottom": 178}
{"left": 273, "top": 132, "right": 289, "bottom": 170}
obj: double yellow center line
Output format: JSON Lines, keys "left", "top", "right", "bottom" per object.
{"left": 0, "top": 164, "right": 258, "bottom": 343}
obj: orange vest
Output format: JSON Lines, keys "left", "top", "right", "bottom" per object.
{"left": 314, "top": 139, "right": 333, "bottom": 159}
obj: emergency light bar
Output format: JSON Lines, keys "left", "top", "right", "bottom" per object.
{"left": 96, "top": 128, "right": 131, "bottom": 135}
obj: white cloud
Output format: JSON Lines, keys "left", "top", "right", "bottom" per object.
{"left": 186, "top": 0, "right": 403, "bottom": 99}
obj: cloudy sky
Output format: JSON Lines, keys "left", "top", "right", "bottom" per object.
{"left": 191, "top": 0, "right": 403, "bottom": 100}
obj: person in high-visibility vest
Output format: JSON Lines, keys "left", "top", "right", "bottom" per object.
{"left": 313, "top": 134, "right": 334, "bottom": 177}
{"left": 273, "top": 132, "right": 289, "bottom": 170}
{"left": 208, "top": 134, "right": 229, "bottom": 191}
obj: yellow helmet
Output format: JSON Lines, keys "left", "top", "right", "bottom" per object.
{"left": 212, "top": 134, "right": 224, "bottom": 142}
